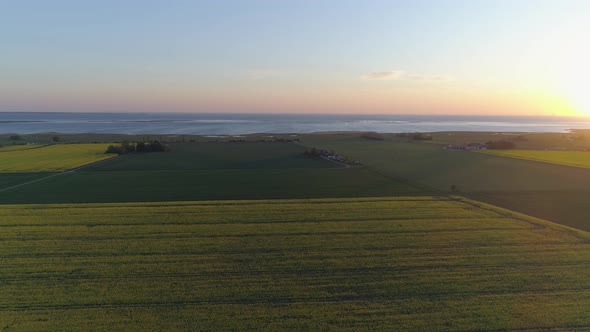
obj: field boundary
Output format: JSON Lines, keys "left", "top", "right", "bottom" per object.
{"left": 452, "top": 196, "right": 590, "bottom": 242}
{"left": 0, "top": 153, "right": 132, "bottom": 193}
{"left": 475, "top": 149, "right": 590, "bottom": 170}
{"left": 0, "top": 144, "right": 50, "bottom": 153}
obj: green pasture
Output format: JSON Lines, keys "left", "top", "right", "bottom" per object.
{"left": 302, "top": 134, "right": 590, "bottom": 231}
{"left": 0, "top": 144, "right": 115, "bottom": 172}
{"left": 0, "top": 141, "right": 422, "bottom": 203}
{"left": 2, "top": 197, "right": 590, "bottom": 330}
{"left": 0, "top": 144, "right": 46, "bottom": 152}
{"left": 0, "top": 167, "right": 420, "bottom": 203}
{"left": 87, "top": 142, "right": 336, "bottom": 171}
{"left": 479, "top": 149, "right": 590, "bottom": 169}
{"left": 428, "top": 131, "right": 590, "bottom": 150}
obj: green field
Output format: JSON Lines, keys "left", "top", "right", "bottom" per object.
{"left": 0, "top": 144, "right": 115, "bottom": 172}
{"left": 302, "top": 134, "right": 590, "bottom": 231}
{"left": 2, "top": 196, "right": 590, "bottom": 330}
{"left": 0, "top": 144, "right": 46, "bottom": 153}
{"left": 3, "top": 136, "right": 590, "bottom": 233}
{"left": 479, "top": 149, "right": 590, "bottom": 169}
{"left": 427, "top": 131, "right": 590, "bottom": 150}
{"left": 88, "top": 142, "right": 337, "bottom": 171}
{"left": 0, "top": 172, "right": 53, "bottom": 191}
{"left": 0, "top": 142, "right": 423, "bottom": 203}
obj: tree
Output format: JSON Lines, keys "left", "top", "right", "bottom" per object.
{"left": 52, "top": 136, "right": 60, "bottom": 142}
{"left": 136, "top": 142, "right": 147, "bottom": 152}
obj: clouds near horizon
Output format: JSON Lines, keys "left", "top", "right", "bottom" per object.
{"left": 362, "top": 71, "right": 454, "bottom": 82}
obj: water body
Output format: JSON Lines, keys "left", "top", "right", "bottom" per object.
{"left": 1, "top": 112, "right": 590, "bottom": 135}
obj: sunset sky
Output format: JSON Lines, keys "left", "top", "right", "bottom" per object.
{"left": 2, "top": 0, "right": 589, "bottom": 116}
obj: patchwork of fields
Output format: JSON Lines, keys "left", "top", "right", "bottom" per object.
{"left": 0, "top": 144, "right": 115, "bottom": 172}
{"left": 2, "top": 197, "right": 590, "bottom": 330}
{"left": 0, "top": 142, "right": 424, "bottom": 203}
{"left": 303, "top": 134, "right": 590, "bottom": 231}
{"left": 479, "top": 149, "right": 590, "bottom": 169}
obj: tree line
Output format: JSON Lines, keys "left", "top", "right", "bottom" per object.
{"left": 106, "top": 141, "right": 168, "bottom": 155}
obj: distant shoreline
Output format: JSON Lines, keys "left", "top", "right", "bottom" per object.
{"left": 2, "top": 112, "right": 590, "bottom": 135}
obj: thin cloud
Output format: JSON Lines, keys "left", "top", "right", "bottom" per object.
{"left": 247, "top": 69, "right": 283, "bottom": 80}
{"left": 362, "top": 70, "right": 405, "bottom": 80}
{"left": 363, "top": 70, "right": 454, "bottom": 82}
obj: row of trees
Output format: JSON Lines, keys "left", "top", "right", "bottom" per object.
{"left": 9, "top": 134, "right": 60, "bottom": 142}
{"left": 303, "top": 147, "right": 322, "bottom": 157}
{"left": 105, "top": 141, "right": 168, "bottom": 155}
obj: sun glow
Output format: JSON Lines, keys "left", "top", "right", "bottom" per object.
{"left": 532, "top": 20, "right": 590, "bottom": 116}
{"left": 556, "top": 71, "right": 590, "bottom": 116}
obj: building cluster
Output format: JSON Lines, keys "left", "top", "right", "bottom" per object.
{"left": 444, "top": 143, "right": 487, "bottom": 150}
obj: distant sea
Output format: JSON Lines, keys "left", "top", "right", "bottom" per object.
{"left": 2, "top": 112, "right": 590, "bottom": 135}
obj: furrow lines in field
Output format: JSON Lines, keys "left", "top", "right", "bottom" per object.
{"left": 0, "top": 215, "right": 504, "bottom": 228}
{"left": 3, "top": 288, "right": 590, "bottom": 311}
{"left": 0, "top": 196, "right": 449, "bottom": 210}
{"left": 0, "top": 227, "right": 534, "bottom": 242}
{"left": 2, "top": 262, "right": 590, "bottom": 281}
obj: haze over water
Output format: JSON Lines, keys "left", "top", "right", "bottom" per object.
{"left": 2, "top": 112, "right": 590, "bottom": 135}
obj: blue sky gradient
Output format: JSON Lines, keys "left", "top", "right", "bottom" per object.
{"left": 2, "top": 0, "right": 589, "bottom": 115}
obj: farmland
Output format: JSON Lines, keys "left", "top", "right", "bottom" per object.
{"left": 2, "top": 196, "right": 590, "bottom": 330}
{"left": 479, "top": 149, "right": 590, "bottom": 169}
{"left": 0, "top": 144, "right": 46, "bottom": 153}
{"left": 0, "top": 141, "right": 423, "bottom": 203}
{"left": 302, "top": 133, "right": 590, "bottom": 231}
{"left": 87, "top": 142, "right": 337, "bottom": 171}
{"left": 0, "top": 144, "right": 115, "bottom": 172}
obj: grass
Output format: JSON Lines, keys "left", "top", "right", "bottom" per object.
{"left": 0, "top": 173, "right": 53, "bottom": 190}
{"left": 1, "top": 196, "right": 590, "bottom": 330}
{"left": 0, "top": 144, "right": 47, "bottom": 152}
{"left": 478, "top": 149, "right": 590, "bottom": 169}
{"left": 302, "top": 134, "right": 590, "bottom": 231}
{"left": 0, "top": 168, "right": 421, "bottom": 203}
{"left": 87, "top": 142, "right": 337, "bottom": 171}
{"left": 427, "top": 131, "right": 590, "bottom": 150}
{"left": 0, "top": 144, "right": 115, "bottom": 172}
{"left": 0, "top": 141, "right": 423, "bottom": 203}
{"left": 3, "top": 136, "right": 590, "bottom": 233}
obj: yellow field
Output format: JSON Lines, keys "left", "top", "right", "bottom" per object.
{"left": 0, "top": 144, "right": 116, "bottom": 172}
{"left": 478, "top": 149, "right": 590, "bottom": 169}
{"left": 2, "top": 196, "right": 590, "bottom": 330}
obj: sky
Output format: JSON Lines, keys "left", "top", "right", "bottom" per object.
{"left": 1, "top": 0, "right": 590, "bottom": 116}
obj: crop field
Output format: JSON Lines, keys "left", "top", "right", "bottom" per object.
{"left": 0, "top": 144, "right": 115, "bottom": 172}
{"left": 0, "top": 173, "right": 53, "bottom": 191}
{"left": 479, "top": 149, "right": 590, "bottom": 169}
{"left": 302, "top": 134, "right": 590, "bottom": 231}
{"left": 0, "top": 167, "right": 422, "bottom": 203}
{"left": 0, "top": 141, "right": 425, "bottom": 203}
{"left": 0, "top": 144, "right": 46, "bottom": 153}
{"left": 1, "top": 196, "right": 590, "bottom": 330}
{"left": 87, "top": 142, "right": 337, "bottom": 171}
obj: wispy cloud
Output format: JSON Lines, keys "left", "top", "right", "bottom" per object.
{"left": 362, "top": 70, "right": 405, "bottom": 80}
{"left": 363, "top": 70, "right": 454, "bottom": 82}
